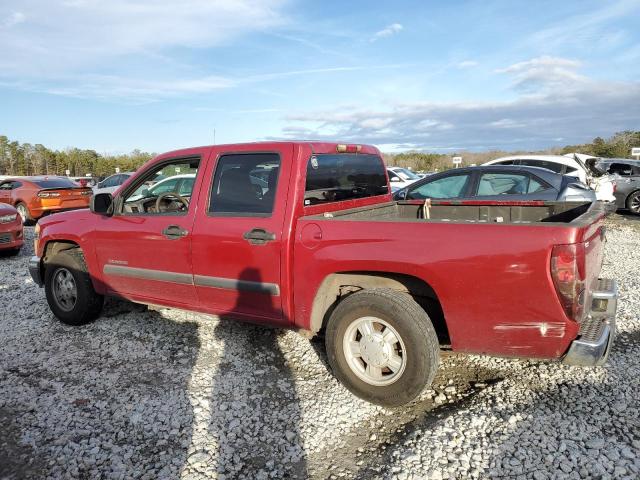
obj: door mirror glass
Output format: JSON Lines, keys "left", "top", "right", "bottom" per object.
{"left": 91, "top": 193, "right": 113, "bottom": 215}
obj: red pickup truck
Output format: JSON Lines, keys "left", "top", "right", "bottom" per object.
{"left": 29, "top": 142, "right": 618, "bottom": 406}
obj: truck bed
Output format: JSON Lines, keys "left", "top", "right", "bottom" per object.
{"left": 295, "top": 199, "right": 607, "bottom": 360}
{"left": 304, "top": 200, "right": 599, "bottom": 225}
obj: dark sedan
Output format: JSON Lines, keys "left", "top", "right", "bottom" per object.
{"left": 592, "top": 159, "right": 640, "bottom": 214}
{"left": 393, "top": 165, "right": 596, "bottom": 202}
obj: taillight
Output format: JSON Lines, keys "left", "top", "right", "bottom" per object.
{"left": 550, "top": 244, "right": 585, "bottom": 321}
{"left": 34, "top": 223, "right": 40, "bottom": 253}
{"left": 37, "top": 191, "right": 61, "bottom": 198}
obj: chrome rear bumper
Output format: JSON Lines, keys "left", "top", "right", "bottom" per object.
{"left": 29, "top": 255, "right": 43, "bottom": 287}
{"left": 562, "top": 278, "right": 618, "bottom": 366}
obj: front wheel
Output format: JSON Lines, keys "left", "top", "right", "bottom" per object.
{"left": 44, "top": 249, "right": 104, "bottom": 325}
{"left": 626, "top": 190, "right": 640, "bottom": 215}
{"left": 325, "top": 288, "right": 440, "bottom": 407}
{"left": 15, "top": 202, "right": 32, "bottom": 225}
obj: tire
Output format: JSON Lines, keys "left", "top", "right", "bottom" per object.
{"left": 15, "top": 202, "right": 33, "bottom": 225}
{"left": 626, "top": 190, "right": 640, "bottom": 215}
{"left": 325, "top": 288, "right": 440, "bottom": 407}
{"left": 44, "top": 249, "right": 104, "bottom": 325}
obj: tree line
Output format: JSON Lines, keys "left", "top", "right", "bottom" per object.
{"left": 0, "top": 135, "right": 154, "bottom": 178}
{"left": 1, "top": 130, "right": 638, "bottom": 178}
{"left": 384, "top": 130, "right": 640, "bottom": 172}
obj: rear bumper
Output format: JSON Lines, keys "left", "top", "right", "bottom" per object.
{"left": 562, "top": 278, "right": 618, "bottom": 366}
{"left": 29, "top": 255, "right": 43, "bottom": 287}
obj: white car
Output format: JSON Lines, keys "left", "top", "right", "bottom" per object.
{"left": 93, "top": 173, "right": 134, "bottom": 195}
{"left": 387, "top": 167, "right": 422, "bottom": 192}
{"left": 127, "top": 173, "right": 197, "bottom": 202}
{"left": 483, "top": 155, "right": 616, "bottom": 202}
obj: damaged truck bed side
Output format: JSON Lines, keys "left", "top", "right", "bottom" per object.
{"left": 29, "top": 142, "right": 618, "bottom": 406}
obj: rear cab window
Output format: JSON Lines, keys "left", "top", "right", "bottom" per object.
{"left": 304, "top": 154, "right": 388, "bottom": 205}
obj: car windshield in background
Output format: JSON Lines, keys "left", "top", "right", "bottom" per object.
{"left": 33, "top": 178, "right": 79, "bottom": 189}
{"left": 305, "top": 154, "right": 388, "bottom": 205}
{"left": 395, "top": 168, "right": 420, "bottom": 180}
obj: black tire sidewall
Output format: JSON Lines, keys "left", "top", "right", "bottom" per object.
{"left": 326, "top": 289, "right": 439, "bottom": 407}
{"left": 44, "top": 251, "right": 103, "bottom": 325}
{"left": 627, "top": 191, "right": 640, "bottom": 214}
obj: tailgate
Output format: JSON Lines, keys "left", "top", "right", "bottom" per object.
{"left": 582, "top": 218, "right": 605, "bottom": 297}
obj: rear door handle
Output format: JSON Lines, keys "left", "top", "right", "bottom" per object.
{"left": 162, "top": 225, "right": 188, "bottom": 239}
{"left": 243, "top": 228, "right": 276, "bottom": 245}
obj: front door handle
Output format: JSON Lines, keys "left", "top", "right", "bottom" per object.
{"left": 162, "top": 225, "right": 188, "bottom": 240}
{"left": 243, "top": 228, "right": 276, "bottom": 245}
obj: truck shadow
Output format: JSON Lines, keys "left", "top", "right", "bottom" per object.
{"left": 207, "top": 268, "right": 307, "bottom": 479}
{"left": 0, "top": 289, "right": 202, "bottom": 479}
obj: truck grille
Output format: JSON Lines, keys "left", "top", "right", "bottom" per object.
{"left": 579, "top": 317, "right": 607, "bottom": 343}
{"left": 0, "top": 233, "right": 11, "bottom": 244}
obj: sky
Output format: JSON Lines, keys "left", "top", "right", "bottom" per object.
{"left": 0, "top": 0, "right": 639, "bottom": 154}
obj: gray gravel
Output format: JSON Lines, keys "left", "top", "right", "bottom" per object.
{"left": 1, "top": 215, "right": 638, "bottom": 479}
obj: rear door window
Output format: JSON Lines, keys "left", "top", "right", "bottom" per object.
{"left": 305, "top": 154, "right": 388, "bottom": 205}
{"left": 407, "top": 174, "right": 471, "bottom": 199}
{"left": 209, "top": 153, "right": 281, "bottom": 215}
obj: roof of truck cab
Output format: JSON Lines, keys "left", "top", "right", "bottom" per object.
{"left": 155, "top": 141, "right": 381, "bottom": 159}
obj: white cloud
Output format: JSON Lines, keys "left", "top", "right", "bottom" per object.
{"left": 1, "top": 63, "right": 412, "bottom": 102}
{"left": 496, "top": 56, "right": 587, "bottom": 92}
{"left": 371, "top": 23, "right": 403, "bottom": 41}
{"left": 525, "top": 0, "right": 637, "bottom": 52}
{"left": 2, "top": 11, "right": 25, "bottom": 27}
{"left": 0, "top": 0, "right": 288, "bottom": 76}
{"left": 456, "top": 60, "right": 478, "bottom": 69}
{"left": 277, "top": 57, "right": 640, "bottom": 151}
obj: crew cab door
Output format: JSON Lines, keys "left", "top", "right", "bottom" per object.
{"left": 190, "top": 147, "right": 291, "bottom": 324}
{"left": 93, "top": 155, "right": 204, "bottom": 307}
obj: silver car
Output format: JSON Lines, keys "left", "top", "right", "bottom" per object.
{"left": 393, "top": 165, "right": 597, "bottom": 203}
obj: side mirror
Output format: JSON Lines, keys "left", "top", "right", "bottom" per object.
{"left": 91, "top": 193, "right": 113, "bottom": 215}
{"left": 390, "top": 177, "right": 401, "bottom": 183}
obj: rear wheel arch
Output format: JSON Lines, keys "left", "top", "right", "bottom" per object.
{"left": 310, "top": 271, "right": 450, "bottom": 345}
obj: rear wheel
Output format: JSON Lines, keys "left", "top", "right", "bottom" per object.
{"left": 626, "top": 190, "right": 640, "bottom": 215}
{"left": 325, "top": 288, "right": 440, "bottom": 407}
{"left": 15, "top": 202, "right": 32, "bottom": 224}
{"left": 44, "top": 249, "right": 104, "bottom": 325}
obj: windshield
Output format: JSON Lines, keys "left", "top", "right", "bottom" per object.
{"left": 33, "top": 178, "right": 79, "bottom": 189}
{"left": 305, "top": 154, "right": 388, "bottom": 205}
{"left": 394, "top": 168, "right": 420, "bottom": 180}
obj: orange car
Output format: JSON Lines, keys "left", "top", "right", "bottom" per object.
{"left": 0, "top": 176, "right": 93, "bottom": 223}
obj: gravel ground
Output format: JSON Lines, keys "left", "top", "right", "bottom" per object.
{"left": 0, "top": 214, "right": 638, "bottom": 480}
